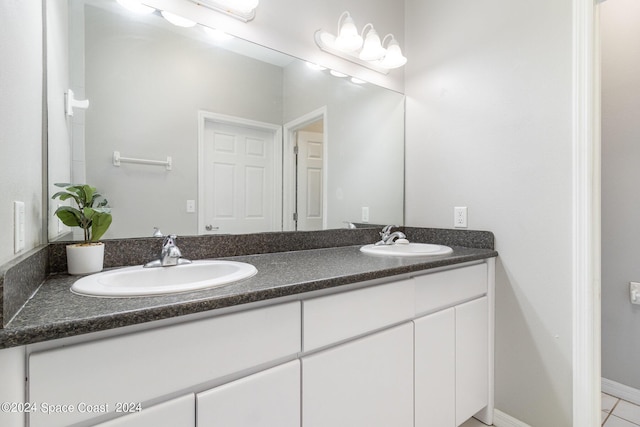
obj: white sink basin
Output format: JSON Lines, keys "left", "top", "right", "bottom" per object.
{"left": 360, "top": 242, "right": 453, "bottom": 257}
{"left": 71, "top": 260, "right": 257, "bottom": 298}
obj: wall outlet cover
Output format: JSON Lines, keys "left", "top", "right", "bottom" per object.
{"left": 454, "top": 206, "right": 468, "bottom": 228}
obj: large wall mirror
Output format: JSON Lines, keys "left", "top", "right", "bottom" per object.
{"left": 48, "top": 0, "right": 405, "bottom": 240}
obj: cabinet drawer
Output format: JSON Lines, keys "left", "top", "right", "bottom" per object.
{"left": 28, "top": 302, "right": 301, "bottom": 427}
{"left": 414, "top": 263, "right": 487, "bottom": 316}
{"left": 197, "top": 361, "right": 300, "bottom": 427}
{"left": 303, "top": 279, "right": 414, "bottom": 351}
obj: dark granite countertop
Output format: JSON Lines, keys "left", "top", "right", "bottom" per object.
{"left": 0, "top": 244, "right": 496, "bottom": 349}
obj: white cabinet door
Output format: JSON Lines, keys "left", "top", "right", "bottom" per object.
{"left": 197, "top": 361, "right": 300, "bottom": 427}
{"left": 456, "top": 296, "right": 489, "bottom": 425}
{"left": 91, "top": 394, "right": 194, "bottom": 427}
{"left": 302, "top": 323, "right": 413, "bottom": 427}
{"left": 414, "top": 308, "right": 456, "bottom": 427}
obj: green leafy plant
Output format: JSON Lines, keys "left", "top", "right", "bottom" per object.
{"left": 51, "top": 183, "right": 112, "bottom": 243}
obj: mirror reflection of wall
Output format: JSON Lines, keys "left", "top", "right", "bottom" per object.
{"left": 49, "top": 0, "right": 405, "bottom": 240}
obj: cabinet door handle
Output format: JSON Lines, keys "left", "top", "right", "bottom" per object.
{"left": 205, "top": 225, "right": 219, "bottom": 231}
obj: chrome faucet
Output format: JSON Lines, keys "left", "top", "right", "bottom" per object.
{"left": 375, "top": 225, "right": 407, "bottom": 246}
{"left": 144, "top": 234, "right": 192, "bottom": 268}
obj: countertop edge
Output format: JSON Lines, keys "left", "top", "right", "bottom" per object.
{"left": 0, "top": 248, "right": 497, "bottom": 349}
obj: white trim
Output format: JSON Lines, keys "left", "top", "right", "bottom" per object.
{"left": 197, "top": 111, "right": 283, "bottom": 234}
{"left": 572, "top": 0, "right": 601, "bottom": 426}
{"left": 282, "top": 107, "right": 328, "bottom": 231}
{"left": 492, "top": 409, "right": 532, "bottom": 427}
{"left": 602, "top": 378, "right": 640, "bottom": 406}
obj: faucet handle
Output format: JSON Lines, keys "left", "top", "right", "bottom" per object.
{"left": 163, "top": 234, "right": 178, "bottom": 246}
{"left": 152, "top": 227, "right": 163, "bottom": 237}
{"left": 380, "top": 225, "right": 396, "bottom": 237}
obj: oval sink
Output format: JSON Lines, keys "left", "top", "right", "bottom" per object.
{"left": 360, "top": 243, "right": 453, "bottom": 257}
{"left": 71, "top": 260, "right": 257, "bottom": 298}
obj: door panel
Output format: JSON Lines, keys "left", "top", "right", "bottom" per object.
{"left": 296, "top": 131, "right": 324, "bottom": 231}
{"left": 201, "top": 119, "right": 277, "bottom": 234}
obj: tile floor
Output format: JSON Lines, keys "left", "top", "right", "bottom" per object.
{"left": 603, "top": 393, "right": 640, "bottom": 426}
{"left": 457, "top": 393, "right": 640, "bottom": 427}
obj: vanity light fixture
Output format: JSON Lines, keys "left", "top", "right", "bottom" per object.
{"left": 116, "top": 0, "right": 155, "bottom": 15}
{"left": 329, "top": 70, "right": 348, "bottom": 78}
{"left": 315, "top": 11, "right": 407, "bottom": 74}
{"left": 161, "top": 10, "right": 197, "bottom": 27}
{"left": 189, "top": 0, "right": 259, "bottom": 22}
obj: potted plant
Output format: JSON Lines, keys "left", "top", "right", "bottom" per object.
{"left": 52, "top": 183, "right": 113, "bottom": 275}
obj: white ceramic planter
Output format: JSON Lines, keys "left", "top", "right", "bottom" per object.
{"left": 66, "top": 242, "right": 105, "bottom": 275}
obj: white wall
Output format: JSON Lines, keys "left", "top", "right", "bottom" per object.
{"left": 404, "top": 0, "right": 574, "bottom": 425}
{"left": 0, "top": 0, "right": 44, "bottom": 265}
{"left": 601, "top": 0, "right": 640, "bottom": 391}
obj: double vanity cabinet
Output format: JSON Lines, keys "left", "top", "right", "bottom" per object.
{"left": 18, "top": 258, "right": 494, "bottom": 427}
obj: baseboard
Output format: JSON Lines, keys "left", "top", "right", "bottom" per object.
{"left": 492, "top": 409, "right": 532, "bottom": 427}
{"left": 602, "top": 377, "right": 640, "bottom": 406}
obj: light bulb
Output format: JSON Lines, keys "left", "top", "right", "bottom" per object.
{"left": 335, "top": 13, "right": 362, "bottom": 52}
{"left": 379, "top": 38, "right": 407, "bottom": 69}
{"left": 359, "top": 26, "right": 385, "bottom": 61}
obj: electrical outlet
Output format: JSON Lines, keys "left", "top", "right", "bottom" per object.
{"left": 186, "top": 200, "right": 196, "bottom": 213}
{"left": 362, "top": 207, "right": 369, "bottom": 223}
{"left": 14, "top": 201, "right": 25, "bottom": 253}
{"left": 454, "top": 206, "right": 468, "bottom": 228}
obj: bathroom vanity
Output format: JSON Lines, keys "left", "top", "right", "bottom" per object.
{"left": 0, "top": 228, "right": 497, "bottom": 427}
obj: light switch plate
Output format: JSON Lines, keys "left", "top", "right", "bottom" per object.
{"left": 362, "top": 207, "right": 369, "bottom": 222}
